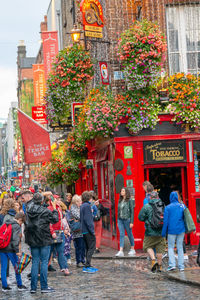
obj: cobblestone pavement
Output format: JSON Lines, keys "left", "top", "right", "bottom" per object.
{"left": 1, "top": 255, "right": 200, "bottom": 300}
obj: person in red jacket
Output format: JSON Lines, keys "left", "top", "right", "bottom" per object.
{"left": 48, "top": 196, "right": 70, "bottom": 276}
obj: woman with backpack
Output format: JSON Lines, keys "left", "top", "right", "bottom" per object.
{"left": 115, "top": 187, "right": 136, "bottom": 257}
{"left": 162, "top": 191, "right": 186, "bottom": 271}
{"left": 138, "top": 191, "right": 166, "bottom": 272}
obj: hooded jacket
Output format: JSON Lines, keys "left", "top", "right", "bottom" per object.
{"left": 25, "top": 200, "right": 59, "bottom": 247}
{"left": 0, "top": 219, "right": 21, "bottom": 253}
{"left": 161, "top": 191, "right": 185, "bottom": 237}
{"left": 80, "top": 201, "right": 95, "bottom": 235}
{"left": 138, "top": 197, "right": 163, "bottom": 236}
{"left": 3, "top": 209, "right": 16, "bottom": 224}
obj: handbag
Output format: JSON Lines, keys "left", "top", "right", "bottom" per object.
{"left": 69, "top": 219, "right": 81, "bottom": 232}
{"left": 184, "top": 207, "right": 196, "bottom": 234}
{"left": 14, "top": 252, "right": 32, "bottom": 274}
{"left": 53, "top": 230, "right": 63, "bottom": 243}
{"left": 93, "top": 209, "right": 101, "bottom": 222}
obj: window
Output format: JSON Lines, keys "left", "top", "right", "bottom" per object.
{"left": 166, "top": 5, "right": 200, "bottom": 75}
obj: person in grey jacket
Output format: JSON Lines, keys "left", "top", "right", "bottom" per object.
{"left": 0, "top": 212, "right": 27, "bottom": 291}
{"left": 116, "top": 187, "right": 136, "bottom": 257}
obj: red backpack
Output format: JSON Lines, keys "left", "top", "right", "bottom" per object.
{"left": 0, "top": 224, "right": 12, "bottom": 248}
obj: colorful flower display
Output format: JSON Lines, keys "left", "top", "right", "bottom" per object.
{"left": 45, "top": 43, "right": 94, "bottom": 123}
{"left": 167, "top": 73, "right": 200, "bottom": 128}
{"left": 116, "top": 19, "right": 167, "bottom": 90}
{"left": 84, "top": 87, "right": 125, "bottom": 138}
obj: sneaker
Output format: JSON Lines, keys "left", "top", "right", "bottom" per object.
{"left": 2, "top": 286, "right": 12, "bottom": 292}
{"left": 179, "top": 268, "right": 184, "bottom": 272}
{"left": 67, "top": 259, "right": 72, "bottom": 265}
{"left": 115, "top": 251, "right": 124, "bottom": 257}
{"left": 30, "top": 290, "right": 36, "bottom": 294}
{"left": 18, "top": 285, "right": 27, "bottom": 291}
{"left": 82, "top": 267, "right": 96, "bottom": 273}
{"left": 61, "top": 268, "right": 71, "bottom": 276}
{"left": 151, "top": 261, "right": 158, "bottom": 272}
{"left": 167, "top": 266, "right": 176, "bottom": 271}
{"left": 41, "top": 287, "right": 55, "bottom": 293}
{"left": 88, "top": 267, "right": 98, "bottom": 272}
{"left": 76, "top": 263, "right": 82, "bottom": 268}
{"left": 184, "top": 255, "right": 188, "bottom": 260}
{"left": 94, "top": 249, "right": 100, "bottom": 254}
{"left": 128, "top": 249, "right": 136, "bottom": 257}
{"left": 48, "top": 265, "right": 56, "bottom": 272}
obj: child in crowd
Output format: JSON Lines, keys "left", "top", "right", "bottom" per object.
{"left": 62, "top": 215, "right": 72, "bottom": 264}
{"left": 0, "top": 212, "right": 27, "bottom": 291}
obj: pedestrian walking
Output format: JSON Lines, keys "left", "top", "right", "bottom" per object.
{"left": 25, "top": 192, "right": 59, "bottom": 293}
{"left": 48, "top": 195, "right": 71, "bottom": 275}
{"left": 142, "top": 181, "right": 154, "bottom": 206}
{"left": 115, "top": 187, "right": 136, "bottom": 257}
{"left": 138, "top": 191, "right": 166, "bottom": 272}
{"left": 70, "top": 194, "right": 85, "bottom": 267}
{"left": 80, "top": 191, "right": 98, "bottom": 273}
{"left": 162, "top": 191, "right": 186, "bottom": 271}
{"left": 0, "top": 212, "right": 27, "bottom": 292}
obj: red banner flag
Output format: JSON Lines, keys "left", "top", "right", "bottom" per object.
{"left": 41, "top": 31, "right": 59, "bottom": 80}
{"left": 32, "top": 64, "right": 46, "bottom": 106}
{"left": 18, "top": 109, "right": 52, "bottom": 164}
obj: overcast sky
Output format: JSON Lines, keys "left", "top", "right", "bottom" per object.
{"left": 0, "top": 0, "right": 50, "bottom": 120}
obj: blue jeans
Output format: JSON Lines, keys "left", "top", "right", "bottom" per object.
{"left": 74, "top": 237, "right": 85, "bottom": 264}
{"left": 168, "top": 232, "right": 185, "bottom": 270}
{"left": 50, "top": 232, "right": 68, "bottom": 270}
{"left": 118, "top": 218, "right": 134, "bottom": 248}
{"left": 31, "top": 245, "right": 50, "bottom": 291}
{"left": 0, "top": 252, "right": 22, "bottom": 288}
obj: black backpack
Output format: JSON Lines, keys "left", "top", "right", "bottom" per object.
{"left": 149, "top": 200, "right": 165, "bottom": 229}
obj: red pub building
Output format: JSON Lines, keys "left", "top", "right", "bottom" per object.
{"left": 76, "top": 115, "right": 200, "bottom": 249}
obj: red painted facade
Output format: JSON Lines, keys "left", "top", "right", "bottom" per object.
{"left": 76, "top": 115, "right": 200, "bottom": 249}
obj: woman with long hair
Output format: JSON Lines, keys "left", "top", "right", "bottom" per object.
{"left": 115, "top": 187, "right": 136, "bottom": 257}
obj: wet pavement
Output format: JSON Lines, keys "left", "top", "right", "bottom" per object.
{"left": 1, "top": 251, "right": 200, "bottom": 300}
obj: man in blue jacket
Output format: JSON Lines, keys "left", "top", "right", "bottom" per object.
{"left": 162, "top": 191, "right": 185, "bottom": 271}
{"left": 80, "top": 191, "right": 98, "bottom": 273}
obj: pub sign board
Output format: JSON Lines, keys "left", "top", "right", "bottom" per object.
{"left": 143, "top": 140, "right": 186, "bottom": 164}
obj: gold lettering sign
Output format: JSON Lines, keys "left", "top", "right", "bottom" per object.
{"left": 143, "top": 140, "right": 186, "bottom": 164}
{"left": 85, "top": 25, "right": 103, "bottom": 32}
{"left": 85, "top": 31, "right": 103, "bottom": 38}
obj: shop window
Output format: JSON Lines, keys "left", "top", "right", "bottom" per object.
{"left": 166, "top": 5, "right": 200, "bottom": 75}
{"left": 100, "top": 161, "right": 110, "bottom": 231}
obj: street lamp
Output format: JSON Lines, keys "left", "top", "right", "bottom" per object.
{"left": 70, "top": 24, "right": 81, "bottom": 43}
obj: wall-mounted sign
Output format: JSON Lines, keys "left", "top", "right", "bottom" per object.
{"left": 86, "top": 159, "right": 94, "bottom": 169}
{"left": 143, "top": 140, "right": 186, "bottom": 164}
{"left": 194, "top": 151, "right": 199, "bottom": 192}
{"left": 124, "top": 146, "right": 133, "bottom": 159}
{"left": 99, "top": 62, "right": 109, "bottom": 85}
{"left": 80, "top": 0, "right": 104, "bottom": 38}
{"left": 32, "top": 64, "right": 46, "bottom": 106}
{"left": 114, "top": 71, "right": 124, "bottom": 81}
{"left": 32, "top": 106, "right": 47, "bottom": 124}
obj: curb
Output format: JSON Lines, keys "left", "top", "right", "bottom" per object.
{"left": 162, "top": 270, "right": 200, "bottom": 288}
{"left": 92, "top": 255, "right": 147, "bottom": 260}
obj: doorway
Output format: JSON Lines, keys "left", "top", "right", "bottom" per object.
{"left": 149, "top": 167, "right": 182, "bottom": 206}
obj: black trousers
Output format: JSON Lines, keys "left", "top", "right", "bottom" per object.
{"left": 83, "top": 233, "right": 96, "bottom": 267}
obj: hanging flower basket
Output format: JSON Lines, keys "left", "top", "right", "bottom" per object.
{"left": 45, "top": 43, "right": 94, "bottom": 124}
{"left": 116, "top": 19, "right": 167, "bottom": 90}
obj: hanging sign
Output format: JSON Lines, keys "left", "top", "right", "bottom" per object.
{"left": 41, "top": 31, "right": 59, "bottom": 80}
{"left": 80, "top": 0, "right": 104, "bottom": 38}
{"left": 143, "top": 140, "right": 186, "bottom": 164}
{"left": 32, "top": 64, "right": 46, "bottom": 106}
{"left": 99, "top": 62, "right": 109, "bottom": 85}
{"left": 32, "top": 106, "right": 48, "bottom": 124}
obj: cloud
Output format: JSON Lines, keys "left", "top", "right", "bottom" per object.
{"left": 0, "top": 67, "right": 17, "bottom": 119}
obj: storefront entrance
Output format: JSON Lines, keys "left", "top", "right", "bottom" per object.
{"left": 145, "top": 166, "right": 188, "bottom": 206}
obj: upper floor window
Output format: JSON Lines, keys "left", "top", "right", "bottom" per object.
{"left": 166, "top": 5, "right": 200, "bottom": 75}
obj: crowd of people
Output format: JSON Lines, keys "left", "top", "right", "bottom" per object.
{"left": 0, "top": 186, "right": 103, "bottom": 293}
{"left": 0, "top": 182, "right": 198, "bottom": 293}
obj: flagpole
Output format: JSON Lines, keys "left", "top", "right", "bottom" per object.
{"left": 17, "top": 108, "right": 50, "bottom": 133}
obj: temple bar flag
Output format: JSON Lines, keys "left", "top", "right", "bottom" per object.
{"left": 18, "top": 109, "right": 52, "bottom": 164}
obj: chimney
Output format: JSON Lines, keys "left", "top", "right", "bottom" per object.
{"left": 40, "top": 15, "right": 48, "bottom": 33}
{"left": 17, "top": 40, "right": 26, "bottom": 60}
